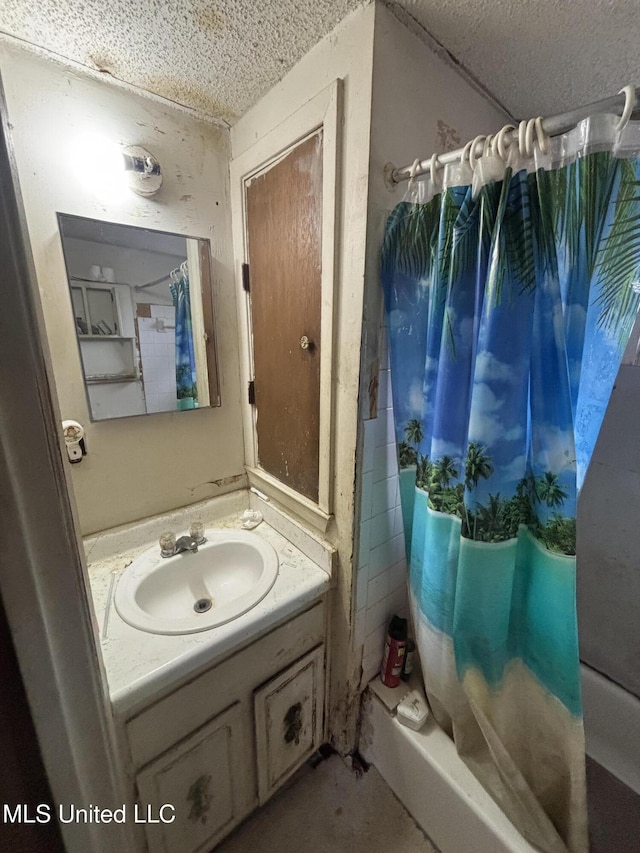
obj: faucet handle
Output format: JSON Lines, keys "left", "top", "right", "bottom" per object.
{"left": 189, "top": 521, "right": 205, "bottom": 545}
{"left": 159, "top": 531, "right": 176, "bottom": 557}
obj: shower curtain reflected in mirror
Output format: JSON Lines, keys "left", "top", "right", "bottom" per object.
{"left": 171, "top": 267, "right": 198, "bottom": 410}
{"left": 382, "top": 115, "right": 640, "bottom": 853}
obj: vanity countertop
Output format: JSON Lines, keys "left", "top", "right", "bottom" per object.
{"left": 86, "top": 504, "right": 332, "bottom": 719}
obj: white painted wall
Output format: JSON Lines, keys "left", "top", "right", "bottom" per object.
{"left": 231, "top": 3, "right": 376, "bottom": 751}
{"left": 354, "top": 4, "right": 511, "bottom": 685}
{"left": 1, "top": 42, "right": 245, "bottom": 534}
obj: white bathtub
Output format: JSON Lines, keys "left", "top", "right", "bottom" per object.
{"left": 581, "top": 662, "right": 640, "bottom": 795}
{"left": 360, "top": 664, "right": 640, "bottom": 853}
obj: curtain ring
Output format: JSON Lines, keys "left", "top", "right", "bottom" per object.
{"left": 495, "top": 124, "right": 516, "bottom": 160}
{"left": 518, "top": 120, "right": 528, "bottom": 156}
{"left": 483, "top": 134, "right": 494, "bottom": 157}
{"left": 534, "top": 116, "right": 550, "bottom": 155}
{"left": 524, "top": 118, "right": 537, "bottom": 158}
{"left": 616, "top": 85, "right": 636, "bottom": 132}
{"left": 430, "top": 153, "right": 439, "bottom": 184}
{"left": 468, "top": 134, "right": 486, "bottom": 169}
{"left": 461, "top": 138, "right": 474, "bottom": 167}
{"left": 407, "top": 158, "right": 422, "bottom": 192}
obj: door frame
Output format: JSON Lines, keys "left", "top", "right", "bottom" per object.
{"left": 230, "top": 80, "right": 341, "bottom": 531}
{"left": 0, "top": 77, "right": 132, "bottom": 852}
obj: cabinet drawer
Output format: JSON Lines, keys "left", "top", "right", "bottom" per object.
{"left": 254, "top": 645, "right": 325, "bottom": 803}
{"left": 136, "top": 702, "right": 247, "bottom": 853}
{"left": 127, "top": 601, "right": 325, "bottom": 769}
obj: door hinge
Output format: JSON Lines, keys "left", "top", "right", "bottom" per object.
{"left": 248, "top": 380, "right": 255, "bottom": 405}
{"left": 242, "top": 263, "right": 250, "bottom": 292}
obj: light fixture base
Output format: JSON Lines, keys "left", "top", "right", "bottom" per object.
{"left": 122, "top": 145, "right": 163, "bottom": 197}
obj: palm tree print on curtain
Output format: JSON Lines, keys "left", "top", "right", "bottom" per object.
{"left": 382, "top": 119, "right": 640, "bottom": 853}
{"left": 170, "top": 271, "right": 198, "bottom": 410}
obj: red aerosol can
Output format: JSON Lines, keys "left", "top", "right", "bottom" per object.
{"left": 380, "top": 615, "right": 408, "bottom": 687}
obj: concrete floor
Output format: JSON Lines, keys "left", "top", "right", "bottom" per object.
{"left": 217, "top": 754, "right": 438, "bottom": 853}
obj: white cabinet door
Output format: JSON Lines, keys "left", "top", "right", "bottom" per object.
{"left": 254, "top": 645, "right": 324, "bottom": 803}
{"left": 136, "top": 702, "right": 247, "bottom": 853}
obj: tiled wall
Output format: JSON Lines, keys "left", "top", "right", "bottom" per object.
{"left": 354, "top": 328, "right": 408, "bottom": 687}
{"left": 138, "top": 305, "right": 177, "bottom": 414}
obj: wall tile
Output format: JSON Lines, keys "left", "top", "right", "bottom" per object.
{"left": 362, "top": 419, "right": 376, "bottom": 474}
{"left": 384, "top": 372, "right": 394, "bottom": 410}
{"left": 388, "top": 585, "right": 408, "bottom": 618}
{"left": 356, "top": 323, "right": 411, "bottom": 685}
{"left": 367, "top": 571, "right": 389, "bottom": 609}
{"left": 369, "top": 508, "right": 395, "bottom": 550}
{"left": 377, "top": 369, "right": 389, "bottom": 412}
{"left": 358, "top": 518, "right": 371, "bottom": 568}
{"left": 361, "top": 651, "right": 382, "bottom": 688}
{"left": 359, "top": 523, "right": 372, "bottom": 571}
{"left": 363, "top": 623, "right": 386, "bottom": 668}
{"left": 369, "top": 538, "right": 393, "bottom": 579}
{"left": 393, "top": 504, "right": 404, "bottom": 537}
{"left": 388, "top": 559, "right": 408, "bottom": 594}
{"left": 372, "top": 475, "right": 397, "bottom": 518}
{"left": 365, "top": 595, "right": 390, "bottom": 637}
{"left": 360, "top": 471, "right": 374, "bottom": 521}
{"left": 373, "top": 442, "right": 398, "bottom": 483}
{"left": 390, "top": 533, "right": 405, "bottom": 565}
{"left": 375, "top": 407, "right": 395, "bottom": 448}
{"left": 158, "top": 394, "right": 176, "bottom": 410}
{"left": 355, "top": 563, "right": 369, "bottom": 611}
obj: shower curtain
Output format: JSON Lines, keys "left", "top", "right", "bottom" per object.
{"left": 382, "top": 115, "right": 640, "bottom": 853}
{"left": 170, "top": 271, "right": 198, "bottom": 410}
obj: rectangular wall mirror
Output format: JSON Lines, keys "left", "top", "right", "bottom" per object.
{"left": 57, "top": 214, "right": 220, "bottom": 421}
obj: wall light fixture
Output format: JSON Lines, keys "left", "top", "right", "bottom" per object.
{"left": 122, "top": 145, "right": 163, "bottom": 197}
{"left": 69, "top": 134, "right": 162, "bottom": 199}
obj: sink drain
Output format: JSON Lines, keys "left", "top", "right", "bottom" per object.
{"left": 193, "top": 598, "right": 213, "bottom": 614}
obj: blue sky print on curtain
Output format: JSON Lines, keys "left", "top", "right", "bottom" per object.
{"left": 382, "top": 132, "right": 640, "bottom": 853}
{"left": 170, "top": 270, "right": 198, "bottom": 410}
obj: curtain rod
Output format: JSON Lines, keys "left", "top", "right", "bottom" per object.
{"left": 134, "top": 273, "right": 169, "bottom": 291}
{"left": 388, "top": 87, "right": 640, "bottom": 185}
{"left": 134, "top": 260, "right": 188, "bottom": 291}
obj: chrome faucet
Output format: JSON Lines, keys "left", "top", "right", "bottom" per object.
{"left": 159, "top": 525, "right": 206, "bottom": 558}
{"left": 174, "top": 535, "right": 199, "bottom": 555}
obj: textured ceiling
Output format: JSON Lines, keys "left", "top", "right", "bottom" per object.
{"left": 0, "top": 0, "right": 361, "bottom": 125}
{"left": 0, "top": 0, "right": 638, "bottom": 125}
{"left": 393, "top": 0, "right": 640, "bottom": 119}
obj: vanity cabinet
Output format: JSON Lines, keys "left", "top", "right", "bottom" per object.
{"left": 124, "top": 600, "right": 326, "bottom": 853}
{"left": 136, "top": 703, "right": 245, "bottom": 853}
{"left": 254, "top": 645, "right": 324, "bottom": 804}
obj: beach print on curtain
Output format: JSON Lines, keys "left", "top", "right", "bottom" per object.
{"left": 170, "top": 269, "right": 198, "bottom": 410}
{"left": 381, "top": 115, "right": 640, "bottom": 853}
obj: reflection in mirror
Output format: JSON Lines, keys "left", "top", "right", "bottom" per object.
{"left": 57, "top": 215, "right": 220, "bottom": 421}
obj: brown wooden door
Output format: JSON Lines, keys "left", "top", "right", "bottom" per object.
{"left": 246, "top": 132, "right": 323, "bottom": 502}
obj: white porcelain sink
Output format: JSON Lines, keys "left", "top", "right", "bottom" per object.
{"left": 114, "top": 529, "right": 278, "bottom": 635}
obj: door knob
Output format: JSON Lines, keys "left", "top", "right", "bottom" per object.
{"left": 300, "top": 335, "right": 310, "bottom": 350}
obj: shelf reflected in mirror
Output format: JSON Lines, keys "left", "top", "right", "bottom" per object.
{"left": 57, "top": 214, "right": 220, "bottom": 421}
